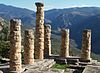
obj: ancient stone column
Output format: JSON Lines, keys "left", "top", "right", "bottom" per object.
{"left": 60, "top": 29, "right": 69, "bottom": 57}
{"left": 34, "top": 2, "right": 44, "bottom": 59}
{"left": 44, "top": 24, "right": 51, "bottom": 58}
{"left": 81, "top": 29, "right": 91, "bottom": 61}
{"left": 24, "top": 29, "right": 34, "bottom": 64}
{"left": 10, "top": 19, "right": 22, "bottom": 72}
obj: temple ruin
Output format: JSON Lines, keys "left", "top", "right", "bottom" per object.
{"left": 1, "top": 2, "right": 99, "bottom": 73}
{"left": 8, "top": 2, "right": 93, "bottom": 73}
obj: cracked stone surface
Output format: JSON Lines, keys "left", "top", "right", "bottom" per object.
{"left": 83, "top": 62, "right": 100, "bottom": 73}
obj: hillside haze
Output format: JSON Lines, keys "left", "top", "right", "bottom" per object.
{"left": 0, "top": 4, "right": 100, "bottom": 54}
{"left": 0, "top": 4, "right": 35, "bottom": 28}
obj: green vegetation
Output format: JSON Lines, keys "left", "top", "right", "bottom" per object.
{"left": 51, "top": 32, "right": 100, "bottom": 61}
{"left": 0, "top": 19, "right": 100, "bottom": 62}
{"left": 0, "top": 20, "right": 10, "bottom": 58}
{"left": 52, "top": 63, "right": 68, "bottom": 69}
{"left": 51, "top": 34, "right": 61, "bottom": 55}
{"left": 51, "top": 33, "right": 80, "bottom": 56}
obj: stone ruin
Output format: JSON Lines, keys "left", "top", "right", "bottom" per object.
{"left": 81, "top": 29, "right": 91, "bottom": 61}
{"left": 24, "top": 29, "right": 34, "bottom": 65}
{"left": 44, "top": 24, "right": 51, "bottom": 58}
{"left": 0, "top": 2, "right": 100, "bottom": 73}
{"left": 34, "top": 2, "right": 44, "bottom": 60}
{"left": 60, "top": 29, "right": 69, "bottom": 58}
{"left": 9, "top": 19, "right": 22, "bottom": 73}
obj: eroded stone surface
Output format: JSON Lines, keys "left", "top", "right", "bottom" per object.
{"left": 44, "top": 24, "right": 51, "bottom": 58}
{"left": 34, "top": 2, "right": 44, "bottom": 60}
{"left": 81, "top": 29, "right": 91, "bottom": 61}
{"left": 83, "top": 65, "right": 100, "bottom": 73}
{"left": 60, "top": 29, "right": 69, "bottom": 57}
{"left": 22, "top": 59, "right": 55, "bottom": 73}
{"left": 9, "top": 19, "right": 22, "bottom": 72}
{"left": 24, "top": 29, "right": 34, "bottom": 65}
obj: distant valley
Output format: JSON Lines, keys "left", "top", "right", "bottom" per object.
{"left": 0, "top": 4, "right": 100, "bottom": 54}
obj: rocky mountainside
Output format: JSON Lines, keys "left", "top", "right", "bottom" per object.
{"left": 0, "top": 4, "right": 35, "bottom": 28}
{"left": 45, "top": 8, "right": 100, "bottom": 54}
{"left": 0, "top": 4, "right": 100, "bottom": 54}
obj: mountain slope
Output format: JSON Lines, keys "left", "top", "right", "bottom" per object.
{"left": 0, "top": 4, "right": 100, "bottom": 54}
{"left": 0, "top": 4, "right": 35, "bottom": 28}
{"left": 45, "top": 7, "right": 100, "bottom": 54}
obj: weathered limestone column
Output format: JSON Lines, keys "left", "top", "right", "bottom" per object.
{"left": 81, "top": 29, "right": 91, "bottom": 61}
{"left": 60, "top": 29, "right": 69, "bottom": 57}
{"left": 24, "top": 29, "right": 34, "bottom": 64}
{"left": 10, "top": 19, "right": 22, "bottom": 72}
{"left": 34, "top": 2, "right": 44, "bottom": 59}
{"left": 44, "top": 24, "right": 51, "bottom": 58}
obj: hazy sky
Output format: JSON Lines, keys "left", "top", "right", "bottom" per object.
{"left": 0, "top": 0, "right": 100, "bottom": 11}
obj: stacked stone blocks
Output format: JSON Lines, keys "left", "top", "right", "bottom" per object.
{"left": 9, "top": 19, "right": 22, "bottom": 72}
{"left": 60, "top": 29, "right": 69, "bottom": 58}
{"left": 35, "top": 2, "right": 44, "bottom": 60}
{"left": 44, "top": 24, "right": 51, "bottom": 58}
{"left": 24, "top": 29, "right": 34, "bottom": 64}
{"left": 81, "top": 29, "right": 91, "bottom": 61}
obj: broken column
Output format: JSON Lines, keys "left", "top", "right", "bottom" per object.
{"left": 81, "top": 29, "right": 91, "bottom": 61}
{"left": 10, "top": 19, "right": 22, "bottom": 72}
{"left": 60, "top": 29, "right": 69, "bottom": 58}
{"left": 34, "top": 2, "right": 44, "bottom": 59}
{"left": 24, "top": 29, "right": 34, "bottom": 64}
{"left": 44, "top": 24, "right": 51, "bottom": 58}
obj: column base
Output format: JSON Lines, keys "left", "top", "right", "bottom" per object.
{"left": 79, "top": 58, "right": 92, "bottom": 62}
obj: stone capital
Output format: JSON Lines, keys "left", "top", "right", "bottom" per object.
{"left": 35, "top": 2, "right": 44, "bottom": 7}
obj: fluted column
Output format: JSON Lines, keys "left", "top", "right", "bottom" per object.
{"left": 44, "top": 24, "right": 51, "bottom": 58}
{"left": 34, "top": 2, "right": 44, "bottom": 59}
{"left": 24, "top": 29, "right": 34, "bottom": 64}
{"left": 60, "top": 29, "right": 69, "bottom": 57}
{"left": 9, "top": 19, "right": 22, "bottom": 73}
{"left": 81, "top": 29, "right": 91, "bottom": 61}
